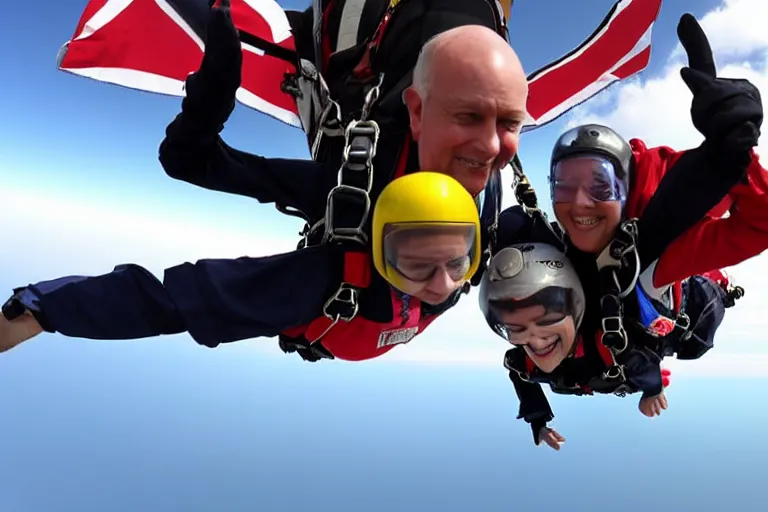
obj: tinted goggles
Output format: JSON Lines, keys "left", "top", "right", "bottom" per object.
{"left": 550, "top": 155, "right": 626, "bottom": 203}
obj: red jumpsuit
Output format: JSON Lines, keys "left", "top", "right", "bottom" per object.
{"left": 625, "top": 140, "right": 768, "bottom": 287}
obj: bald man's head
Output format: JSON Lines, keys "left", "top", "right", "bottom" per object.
{"left": 412, "top": 25, "right": 524, "bottom": 99}
{"left": 404, "top": 24, "right": 528, "bottom": 197}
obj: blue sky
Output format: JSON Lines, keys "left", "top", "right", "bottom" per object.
{"left": 1, "top": 0, "right": 768, "bottom": 510}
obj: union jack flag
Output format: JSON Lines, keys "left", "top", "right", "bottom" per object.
{"left": 56, "top": 0, "right": 662, "bottom": 133}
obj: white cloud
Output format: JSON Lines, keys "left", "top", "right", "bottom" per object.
{"left": 673, "top": 0, "right": 768, "bottom": 61}
{"left": 0, "top": 185, "right": 301, "bottom": 282}
{"left": 566, "top": 0, "right": 768, "bottom": 157}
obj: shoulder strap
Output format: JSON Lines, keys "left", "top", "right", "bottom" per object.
{"left": 336, "top": 0, "right": 368, "bottom": 51}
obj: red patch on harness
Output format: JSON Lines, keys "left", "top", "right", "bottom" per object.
{"left": 649, "top": 317, "right": 675, "bottom": 336}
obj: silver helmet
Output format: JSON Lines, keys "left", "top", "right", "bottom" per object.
{"left": 549, "top": 124, "right": 632, "bottom": 205}
{"left": 479, "top": 243, "right": 586, "bottom": 341}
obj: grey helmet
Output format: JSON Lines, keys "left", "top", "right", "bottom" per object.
{"left": 479, "top": 243, "right": 586, "bottom": 341}
{"left": 549, "top": 124, "right": 633, "bottom": 202}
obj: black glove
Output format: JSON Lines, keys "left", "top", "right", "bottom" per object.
{"left": 678, "top": 13, "right": 762, "bottom": 157}
{"left": 185, "top": 0, "right": 243, "bottom": 116}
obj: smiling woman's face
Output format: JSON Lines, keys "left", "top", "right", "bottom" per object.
{"left": 498, "top": 304, "right": 577, "bottom": 373}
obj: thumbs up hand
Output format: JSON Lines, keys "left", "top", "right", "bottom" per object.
{"left": 677, "top": 13, "right": 762, "bottom": 156}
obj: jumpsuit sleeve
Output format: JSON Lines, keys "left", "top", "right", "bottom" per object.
{"left": 6, "top": 264, "right": 185, "bottom": 340}
{"left": 652, "top": 153, "right": 768, "bottom": 287}
{"left": 508, "top": 370, "right": 555, "bottom": 445}
{"left": 158, "top": 70, "right": 328, "bottom": 220}
{"left": 632, "top": 142, "right": 752, "bottom": 270}
{"left": 4, "top": 245, "right": 337, "bottom": 347}
{"left": 620, "top": 346, "right": 665, "bottom": 399}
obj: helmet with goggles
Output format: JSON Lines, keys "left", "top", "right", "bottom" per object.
{"left": 372, "top": 172, "right": 482, "bottom": 293}
{"left": 549, "top": 124, "right": 632, "bottom": 205}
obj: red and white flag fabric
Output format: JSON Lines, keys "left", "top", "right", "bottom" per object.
{"left": 56, "top": 0, "right": 663, "bottom": 134}
{"left": 57, "top": 0, "right": 302, "bottom": 127}
{"left": 523, "top": 0, "right": 663, "bottom": 130}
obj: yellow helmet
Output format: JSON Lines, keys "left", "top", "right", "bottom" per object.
{"left": 372, "top": 171, "right": 482, "bottom": 293}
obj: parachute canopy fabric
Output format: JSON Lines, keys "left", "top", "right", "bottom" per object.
{"left": 56, "top": 0, "right": 661, "bottom": 133}
{"left": 57, "top": 0, "right": 301, "bottom": 128}
{"left": 523, "top": 0, "right": 662, "bottom": 131}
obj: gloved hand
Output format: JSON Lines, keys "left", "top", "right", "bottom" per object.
{"left": 186, "top": 0, "right": 243, "bottom": 115}
{"left": 678, "top": 13, "right": 762, "bottom": 157}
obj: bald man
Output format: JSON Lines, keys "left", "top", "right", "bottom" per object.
{"left": 158, "top": 3, "right": 528, "bottom": 222}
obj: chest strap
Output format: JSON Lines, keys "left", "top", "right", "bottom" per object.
{"left": 595, "top": 219, "right": 640, "bottom": 354}
{"left": 282, "top": 130, "right": 411, "bottom": 364}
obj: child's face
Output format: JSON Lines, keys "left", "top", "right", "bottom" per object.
{"left": 498, "top": 304, "right": 577, "bottom": 373}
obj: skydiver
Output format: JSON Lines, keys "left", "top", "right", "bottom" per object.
{"left": 0, "top": 172, "right": 482, "bottom": 362}
{"left": 479, "top": 243, "right": 743, "bottom": 450}
{"left": 484, "top": 14, "right": 765, "bottom": 446}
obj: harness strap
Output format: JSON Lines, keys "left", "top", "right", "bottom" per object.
{"left": 511, "top": 154, "right": 538, "bottom": 211}
{"left": 336, "top": 0, "right": 367, "bottom": 52}
{"left": 292, "top": 134, "right": 411, "bottom": 350}
{"left": 352, "top": 0, "right": 410, "bottom": 80}
{"left": 321, "top": 0, "right": 338, "bottom": 73}
{"left": 237, "top": 30, "right": 298, "bottom": 65}
{"left": 508, "top": 155, "right": 564, "bottom": 251}
{"left": 596, "top": 219, "right": 640, "bottom": 355}
{"left": 305, "top": 250, "right": 371, "bottom": 342}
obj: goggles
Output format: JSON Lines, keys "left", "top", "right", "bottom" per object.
{"left": 383, "top": 223, "right": 476, "bottom": 284}
{"left": 549, "top": 155, "right": 626, "bottom": 203}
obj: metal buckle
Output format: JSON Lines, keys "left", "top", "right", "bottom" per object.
{"left": 602, "top": 365, "right": 632, "bottom": 396}
{"left": 601, "top": 315, "right": 628, "bottom": 354}
{"left": 603, "top": 364, "right": 625, "bottom": 381}
{"left": 676, "top": 311, "right": 691, "bottom": 331}
{"left": 323, "top": 284, "right": 359, "bottom": 323}
{"left": 324, "top": 186, "right": 371, "bottom": 244}
{"left": 323, "top": 120, "right": 380, "bottom": 245}
{"left": 306, "top": 284, "right": 360, "bottom": 345}
{"left": 360, "top": 74, "right": 384, "bottom": 122}
{"left": 310, "top": 98, "right": 343, "bottom": 160}
{"left": 503, "top": 353, "right": 531, "bottom": 382}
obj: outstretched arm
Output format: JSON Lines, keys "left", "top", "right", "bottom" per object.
{"left": 652, "top": 154, "right": 768, "bottom": 287}
{"left": 508, "top": 371, "right": 555, "bottom": 444}
{"left": 0, "top": 246, "right": 336, "bottom": 351}
{"left": 504, "top": 350, "right": 562, "bottom": 450}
